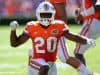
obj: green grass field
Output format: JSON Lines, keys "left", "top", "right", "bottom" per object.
{"left": 0, "top": 25, "right": 100, "bottom": 75}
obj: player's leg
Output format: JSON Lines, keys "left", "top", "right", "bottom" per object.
{"left": 90, "top": 18, "right": 100, "bottom": 38}
{"left": 28, "top": 49, "right": 33, "bottom": 66}
{"left": 39, "top": 65, "right": 49, "bottom": 75}
{"left": 28, "top": 49, "right": 35, "bottom": 75}
{"left": 74, "top": 18, "right": 93, "bottom": 65}
{"left": 48, "top": 62, "right": 57, "bottom": 75}
{"left": 58, "top": 36, "right": 93, "bottom": 75}
{"left": 28, "top": 65, "right": 38, "bottom": 75}
{"left": 57, "top": 36, "right": 69, "bottom": 63}
{"left": 28, "top": 49, "right": 57, "bottom": 75}
{"left": 74, "top": 18, "right": 100, "bottom": 66}
{"left": 28, "top": 58, "right": 50, "bottom": 75}
{"left": 58, "top": 36, "right": 81, "bottom": 69}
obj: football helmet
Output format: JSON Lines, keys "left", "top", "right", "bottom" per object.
{"left": 36, "top": 1, "right": 56, "bottom": 26}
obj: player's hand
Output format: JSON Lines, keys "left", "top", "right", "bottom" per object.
{"left": 75, "top": 8, "right": 83, "bottom": 23}
{"left": 86, "top": 38, "right": 96, "bottom": 47}
{"left": 10, "top": 21, "right": 19, "bottom": 31}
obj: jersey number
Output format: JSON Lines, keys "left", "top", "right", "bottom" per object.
{"left": 34, "top": 37, "right": 57, "bottom": 53}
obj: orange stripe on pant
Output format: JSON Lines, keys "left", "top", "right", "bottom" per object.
{"left": 74, "top": 18, "right": 93, "bottom": 53}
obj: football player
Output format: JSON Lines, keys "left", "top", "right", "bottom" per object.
{"left": 49, "top": 0, "right": 96, "bottom": 75}
{"left": 74, "top": 0, "right": 100, "bottom": 66}
{"left": 10, "top": 1, "right": 95, "bottom": 75}
{"left": 28, "top": 0, "right": 67, "bottom": 75}
{"left": 49, "top": 0, "right": 67, "bottom": 24}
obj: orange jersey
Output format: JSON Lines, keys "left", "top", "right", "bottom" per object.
{"left": 93, "top": 11, "right": 100, "bottom": 20}
{"left": 81, "top": 0, "right": 100, "bottom": 21}
{"left": 81, "top": 0, "right": 93, "bottom": 21}
{"left": 50, "top": 0, "right": 66, "bottom": 5}
{"left": 84, "top": 0, "right": 92, "bottom": 9}
{"left": 24, "top": 20, "right": 68, "bottom": 62}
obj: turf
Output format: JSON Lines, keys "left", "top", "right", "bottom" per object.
{"left": 0, "top": 25, "right": 100, "bottom": 75}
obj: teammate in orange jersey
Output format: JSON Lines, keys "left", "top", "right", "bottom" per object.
{"left": 10, "top": 1, "right": 95, "bottom": 75}
{"left": 49, "top": 0, "right": 67, "bottom": 24}
{"left": 74, "top": 0, "right": 100, "bottom": 66}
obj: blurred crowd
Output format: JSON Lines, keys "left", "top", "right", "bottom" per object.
{"left": 0, "top": 0, "right": 79, "bottom": 18}
{"left": 0, "top": 0, "right": 43, "bottom": 18}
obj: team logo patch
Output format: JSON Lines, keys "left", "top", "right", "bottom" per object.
{"left": 44, "top": 4, "right": 49, "bottom": 11}
{"left": 52, "top": 29, "right": 59, "bottom": 34}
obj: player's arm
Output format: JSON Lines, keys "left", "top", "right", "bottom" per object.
{"left": 10, "top": 31, "right": 29, "bottom": 47}
{"left": 74, "top": 0, "right": 99, "bottom": 22}
{"left": 74, "top": 8, "right": 83, "bottom": 23}
{"left": 74, "top": 0, "right": 83, "bottom": 23}
{"left": 63, "top": 30, "right": 87, "bottom": 44}
{"left": 10, "top": 21, "right": 29, "bottom": 47}
{"left": 62, "top": 27, "right": 95, "bottom": 46}
{"left": 54, "top": 2, "right": 67, "bottom": 24}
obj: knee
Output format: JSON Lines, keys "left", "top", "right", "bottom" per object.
{"left": 75, "top": 53, "right": 84, "bottom": 59}
{"left": 66, "top": 57, "right": 79, "bottom": 64}
{"left": 39, "top": 65, "right": 49, "bottom": 75}
{"left": 66, "top": 57, "right": 81, "bottom": 68}
{"left": 75, "top": 53, "right": 86, "bottom": 65}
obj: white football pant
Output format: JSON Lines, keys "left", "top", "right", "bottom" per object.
{"left": 74, "top": 18, "right": 100, "bottom": 54}
{"left": 28, "top": 58, "right": 57, "bottom": 75}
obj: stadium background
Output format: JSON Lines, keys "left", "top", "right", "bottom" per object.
{"left": 0, "top": 0, "right": 100, "bottom": 75}
{"left": 0, "top": 0, "right": 79, "bottom": 25}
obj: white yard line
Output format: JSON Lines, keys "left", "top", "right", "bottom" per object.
{"left": 0, "top": 52, "right": 27, "bottom": 57}
{"left": 0, "top": 72, "right": 21, "bottom": 74}
{"left": 0, "top": 45, "right": 30, "bottom": 50}
{"left": 0, "top": 62, "right": 68, "bottom": 69}
{"left": 0, "top": 63, "right": 26, "bottom": 69}
{"left": 0, "top": 63, "right": 100, "bottom": 75}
